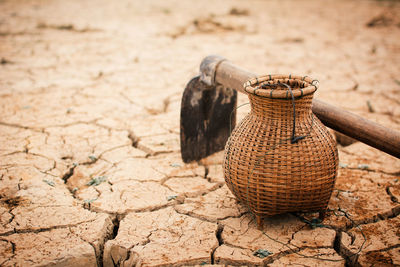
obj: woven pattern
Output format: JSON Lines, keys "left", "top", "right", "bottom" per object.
{"left": 223, "top": 75, "right": 338, "bottom": 223}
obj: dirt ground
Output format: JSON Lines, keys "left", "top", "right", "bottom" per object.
{"left": 1, "top": 0, "right": 400, "bottom": 266}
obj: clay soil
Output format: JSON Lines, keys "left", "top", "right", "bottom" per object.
{"left": 1, "top": 0, "right": 400, "bottom": 266}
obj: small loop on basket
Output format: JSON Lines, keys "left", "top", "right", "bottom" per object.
{"left": 311, "top": 79, "right": 319, "bottom": 89}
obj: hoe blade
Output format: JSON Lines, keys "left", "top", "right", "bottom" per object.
{"left": 180, "top": 76, "right": 237, "bottom": 163}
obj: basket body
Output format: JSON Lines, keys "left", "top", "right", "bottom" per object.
{"left": 223, "top": 75, "right": 338, "bottom": 220}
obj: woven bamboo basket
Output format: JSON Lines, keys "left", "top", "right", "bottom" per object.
{"left": 223, "top": 74, "right": 338, "bottom": 227}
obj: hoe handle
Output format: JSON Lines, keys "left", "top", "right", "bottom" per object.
{"left": 206, "top": 58, "right": 400, "bottom": 159}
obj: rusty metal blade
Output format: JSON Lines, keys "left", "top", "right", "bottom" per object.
{"left": 180, "top": 76, "right": 237, "bottom": 163}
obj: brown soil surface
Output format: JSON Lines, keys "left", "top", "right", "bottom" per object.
{"left": 1, "top": 0, "right": 399, "bottom": 266}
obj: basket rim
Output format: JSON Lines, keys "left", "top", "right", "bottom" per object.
{"left": 243, "top": 74, "right": 319, "bottom": 99}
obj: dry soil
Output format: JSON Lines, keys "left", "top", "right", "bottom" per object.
{"left": 0, "top": 0, "right": 400, "bottom": 266}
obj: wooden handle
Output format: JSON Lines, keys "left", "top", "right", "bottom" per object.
{"left": 215, "top": 61, "right": 256, "bottom": 94}
{"left": 312, "top": 101, "right": 400, "bottom": 159}
{"left": 214, "top": 60, "right": 400, "bottom": 159}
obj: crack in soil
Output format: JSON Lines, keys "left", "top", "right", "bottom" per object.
{"left": 343, "top": 166, "right": 393, "bottom": 175}
{"left": 0, "top": 238, "right": 16, "bottom": 265}
{"left": 338, "top": 233, "right": 400, "bottom": 266}
{"left": 173, "top": 198, "right": 246, "bottom": 223}
{"left": 358, "top": 244, "right": 400, "bottom": 266}
{"left": 0, "top": 218, "right": 98, "bottom": 237}
{"left": 97, "top": 145, "right": 146, "bottom": 163}
{"left": 216, "top": 210, "right": 400, "bottom": 266}
{"left": 338, "top": 150, "right": 400, "bottom": 176}
{"left": 0, "top": 120, "right": 104, "bottom": 135}
{"left": 88, "top": 241, "right": 101, "bottom": 267}
{"left": 37, "top": 22, "right": 101, "bottom": 33}
{"left": 89, "top": 202, "right": 175, "bottom": 217}
{"left": 100, "top": 214, "right": 143, "bottom": 266}
{"left": 93, "top": 215, "right": 121, "bottom": 267}
{"left": 211, "top": 224, "right": 224, "bottom": 264}
{"left": 270, "top": 245, "right": 343, "bottom": 264}
{"left": 144, "top": 96, "right": 170, "bottom": 115}
{"left": 41, "top": 119, "right": 102, "bottom": 130}
{"left": 333, "top": 230, "right": 343, "bottom": 257}
{"left": 365, "top": 243, "right": 400, "bottom": 254}
{"left": 327, "top": 209, "right": 400, "bottom": 265}
{"left": 127, "top": 130, "right": 158, "bottom": 157}
{"left": 0, "top": 121, "right": 43, "bottom": 132}
{"left": 127, "top": 131, "right": 140, "bottom": 148}
{"left": 386, "top": 186, "right": 399, "bottom": 203}
{"left": 326, "top": 203, "right": 400, "bottom": 231}
{"left": 69, "top": 227, "right": 103, "bottom": 267}
{"left": 290, "top": 214, "right": 353, "bottom": 264}
{"left": 124, "top": 202, "right": 175, "bottom": 214}
{"left": 119, "top": 91, "right": 141, "bottom": 107}
{"left": 61, "top": 164, "right": 77, "bottom": 183}
{"left": 162, "top": 178, "right": 224, "bottom": 200}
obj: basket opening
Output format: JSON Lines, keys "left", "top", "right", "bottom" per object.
{"left": 244, "top": 74, "right": 319, "bottom": 99}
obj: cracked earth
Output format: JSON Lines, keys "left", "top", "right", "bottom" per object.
{"left": 1, "top": 0, "right": 399, "bottom": 266}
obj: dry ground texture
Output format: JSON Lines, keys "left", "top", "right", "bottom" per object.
{"left": 1, "top": 0, "right": 400, "bottom": 266}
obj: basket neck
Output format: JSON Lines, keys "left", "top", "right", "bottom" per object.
{"left": 248, "top": 94, "right": 313, "bottom": 120}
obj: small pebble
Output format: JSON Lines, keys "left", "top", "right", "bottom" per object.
{"left": 358, "top": 164, "right": 369, "bottom": 170}
{"left": 253, "top": 249, "right": 272, "bottom": 258}
{"left": 166, "top": 195, "right": 178, "bottom": 201}
{"left": 339, "top": 163, "right": 348, "bottom": 168}
{"left": 43, "top": 179, "right": 55, "bottom": 187}
{"left": 83, "top": 198, "right": 97, "bottom": 204}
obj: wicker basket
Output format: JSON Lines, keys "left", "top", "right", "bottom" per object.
{"left": 223, "top": 74, "right": 338, "bottom": 227}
